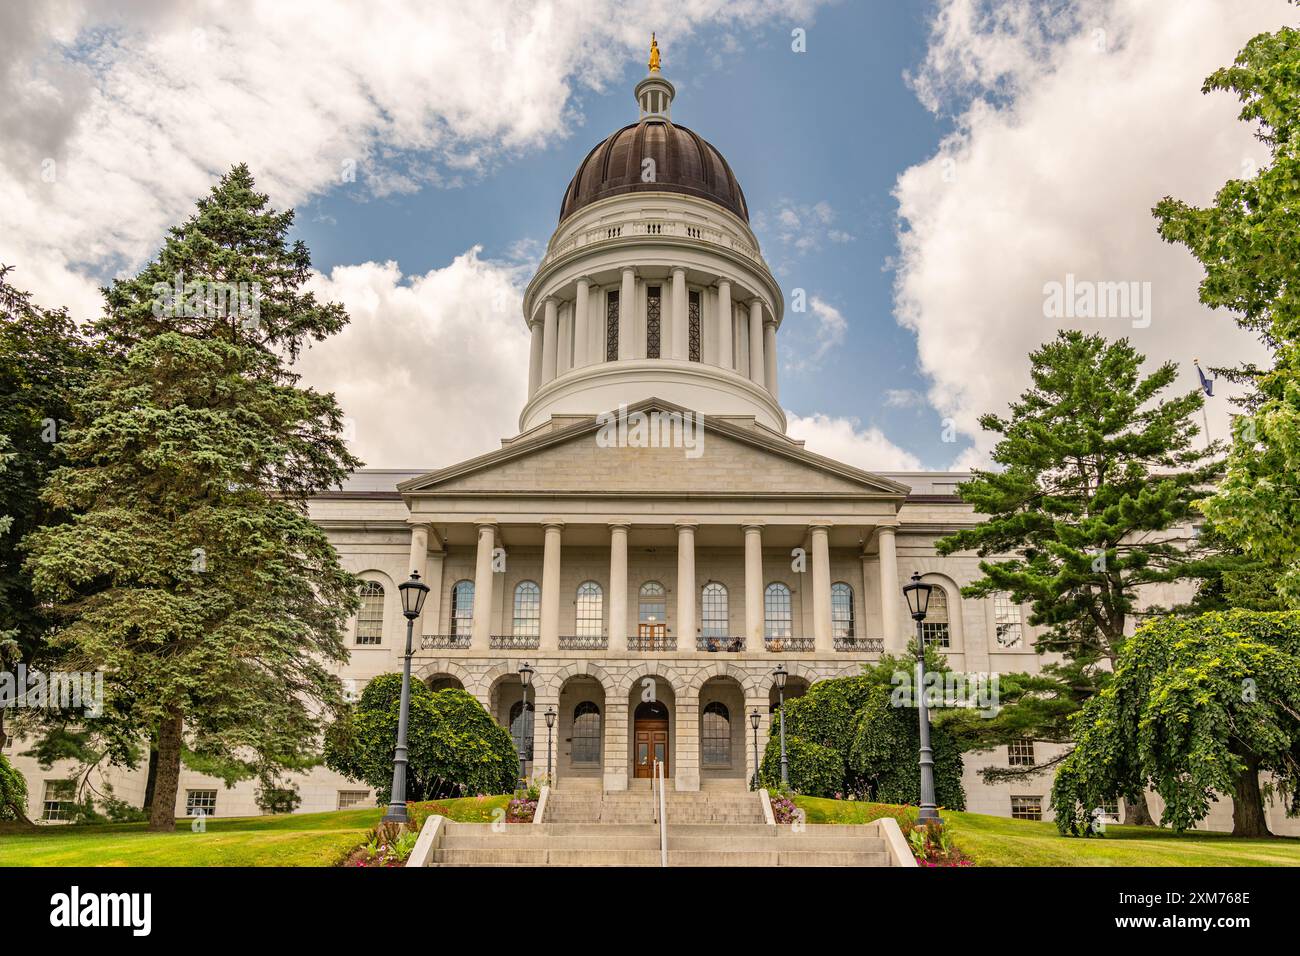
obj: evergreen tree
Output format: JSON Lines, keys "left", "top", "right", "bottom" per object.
{"left": 1154, "top": 17, "right": 1300, "bottom": 606}
{"left": 936, "top": 331, "right": 1220, "bottom": 824}
{"left": 25, "top": 165, "right": 362, "bottom": 831}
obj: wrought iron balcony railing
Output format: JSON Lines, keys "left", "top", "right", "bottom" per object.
{"left": 696, "top": 635, "right": 745, "bottom": 653}
{"left": 489, "top": 634, "right": 540, "bottom": 650}
{"left": 833, "top": 636, "right": 884, "bottom": 653}
{"left": 558, "top": 634, "right": 608, "bottom": 650}
{"left": 628, "top": 635, "right": 676, "bottom": 652}
{"left": 763, "top": 636, "right": 815, "bottom": 653}
{"left": 420, "top": 634, "right": 471, "bottom": 650}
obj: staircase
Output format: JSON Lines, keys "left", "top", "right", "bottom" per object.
{"left": 424, "top": 788, "right": 900, "bottom": 867}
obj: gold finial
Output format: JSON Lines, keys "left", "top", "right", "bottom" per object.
{"left": 649, "top": 33, "right": 661, "bottom": 73}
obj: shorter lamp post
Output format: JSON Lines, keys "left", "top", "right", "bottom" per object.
{"left": 382, "top": 570, "right": 430, "bottom": 825}
{"left": 749, "top": 707, "right": 761, "bottom": 790}
{"left": 544, "top": 706, "right": 556, "bottom": 784}
{"left": 517, "top": 662, "right": 534, "bottom": 792}
{"left": 903, "top": 572, "right": 941, "bottom": 825}
{"left": 772, "top": 664, "right": 789, "bottom": 788}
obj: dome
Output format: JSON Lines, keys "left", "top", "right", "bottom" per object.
{"left": 558, "top": 119, "right": 749, "bottom": 224}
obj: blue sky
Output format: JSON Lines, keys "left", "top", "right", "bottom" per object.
{"left": 291, "top": 3, "right": 960, "bottom": 466}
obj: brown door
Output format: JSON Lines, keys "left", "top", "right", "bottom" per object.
{"left": 638, "top": 623, "right": 667, "bottom": 650}
{"left": 634, "top": 720, "right": 669, "bottom": 778}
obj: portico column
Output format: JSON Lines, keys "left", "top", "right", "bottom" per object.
{"left": 540, "top": 521, "right": 563, "bottom": 651}
{"left": 619, "top": 268, "right": 635, "bottom": 360}
{"left": 573, "top": 277, "right": 590, "bottom": 368}
{"left": 810, "top": 522, "right": 832, "bottom": 653}
{"left": 527, "top": 319, "right": 544, "bottom": 396}
{"left": 743, "top": 523, "right": 765, "bottom": 649}
{"left": 424, "top": 545, "right": 445, "bottom": 638}
{"left": 671, "top": 266, "right": 688, "bottom": 361}
{"left": 716, "top": 279, "right": 733, "bottom": 370}
{"left": 764, "top": 320, "right": 778, "bottom": 399}
{"left": 406, "top": 523, "right": 430, "bottom": 631}
{"left": 541, "top": 297, "right": 559, "bottom": 383}
{"left": 609, "top": 522, "right": 630, "bottom": 649}
{"left": 471, "top": 522, "right": 497, "bottom": 651}
{"left": 675, "top": 521, "right": 697, "bottom": 650}
{"left": 877, "top": 524, "right": 903, "bottom": 652}
{"left": 748, "top": 299, "right": 765, "bottom": 386}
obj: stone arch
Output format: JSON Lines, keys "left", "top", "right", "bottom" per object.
{"left": 684, "top": 659, "right": 766, "bottom": 697}
{"left": 538, "top": 660, "right": 616, "bottom": 698}
{"left": 411, "top": 658, "right": 473, "bottom": 691}
{"left": 615, "top": 661, "right": 689, "bottom": 698}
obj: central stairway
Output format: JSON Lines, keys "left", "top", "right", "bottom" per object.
{"left": 427, "top": 788, "right": 899, "bottom": 867}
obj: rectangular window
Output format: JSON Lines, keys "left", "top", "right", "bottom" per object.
{"left": 1010, "top": 796, "right": 1042, "bottom": 821}
{"left": 994, "top": 592, "right": 1023, "bottom": 648}
{"left": 688, "top": 290, "right": 701, "bottom": 362}
{"left": 1007, "top": 739, "right": 1035, "bottom": 766}
{"left": 646, "top": 286, "right": 661, "bottom": 359}
{"left": 186, "top": 789, "right": 218, "bottom": 818}
{"left": 605, "top": 290, "right": 620, "bottom": 361}
{"left": 42, "top": 780, "right": 76, "bottom": 822}
{"left": 337, "top": 790, "right": 370, "bottom": 810}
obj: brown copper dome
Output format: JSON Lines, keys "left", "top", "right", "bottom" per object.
{"left": 558, "top": 118, "right": 749, "bottom": 224}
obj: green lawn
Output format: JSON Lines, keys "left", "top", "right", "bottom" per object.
{"left": 795, "top": 796, "right": 1300, "bottom": 866}
{"left": 0, "top": 795, "right": 511, "bottom": 867}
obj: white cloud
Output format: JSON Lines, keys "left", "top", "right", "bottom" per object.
{"left": 297, "top": 250, "right": 528, "bottom": 468}
{"left": 786, "top": 411, "right": 923, "bottom": 472}
{"left": 884, "top": 388, "right": 925, "bottom": 409}
{"left": 754, "top": 198, "right": 855, "bottom": 256}
{"left": 893, "top": 0, "right": 1286, "bottom": 468}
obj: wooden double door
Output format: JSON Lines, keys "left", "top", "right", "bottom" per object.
{"left": 634, "top": 720, "right": 669, "bottom": 779}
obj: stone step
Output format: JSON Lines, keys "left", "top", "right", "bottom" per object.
{"left": 442, "top": 833, "right": 886, "bottom": 852}
{"left": 433, "top": 847, "right": 890, "bottom": 867}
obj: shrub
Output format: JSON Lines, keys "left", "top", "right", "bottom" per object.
{"left": 0, "top": 754, "right": 28, "bottom": 821}
{"left": 759, "top": 735, "right": 843, "bottom": 797}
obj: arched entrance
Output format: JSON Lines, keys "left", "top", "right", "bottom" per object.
{"left": 426, "top": 674, "right": 464, "bottom": 693}
{"left": 699, "top": 676, "right": 746, "bottom": 784}
{"left": 633, "top": 700, "right": 670, "bottom": 779}
{"left": 559, "top": 676, "right": 606, "bottom": 785}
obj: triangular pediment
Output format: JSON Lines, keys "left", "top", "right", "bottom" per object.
{"left": 398, "top": 399, "right": 909, "bottom": 500}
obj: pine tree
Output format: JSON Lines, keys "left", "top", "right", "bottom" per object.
{"left": 936, "top": 331, "right": 1221, "bottom": 824}
{"left": 25, "top": 166, "right": 362, "bottom": 831}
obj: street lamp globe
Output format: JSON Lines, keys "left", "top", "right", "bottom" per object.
{"left": 398, "top": 570, "right": 430, "bottom": 619}
{"left": 903, "top": 571, "right": 933, "bottom": 621}
{"left": 772, "top": 664, "right": 787, "bottom": 690}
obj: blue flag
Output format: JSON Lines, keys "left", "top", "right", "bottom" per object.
{"left": 1195, "top": 362, "right": 1214, "bottom": 397}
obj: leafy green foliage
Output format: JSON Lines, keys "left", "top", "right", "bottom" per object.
{"left": 325, "top": 676, "right": 518, "bottom": 802}
{"left": 1154, "top": 21, "right": 1300, "bottom": 604}
{"left": 0, "top": 753, "right": 28, "bottom": 821}
{"left": 1052, "top": 610, "right": 1300, "bottom": 836}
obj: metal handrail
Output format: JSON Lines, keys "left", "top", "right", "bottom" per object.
{"left": 654, "top": 759, "right": 668, "bottom": 868}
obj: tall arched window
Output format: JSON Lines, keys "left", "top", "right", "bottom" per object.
{"left": 764, "top": 583, "right": 792, "bottom": 639}
{"left": 509, "top": 700, "right": 534, "bottom": 760}
{"left": 572, "top": 701, "right": 601, "bottom": 763}
{"left": 831, "top": 582, "right": 855, "bottom": 640}
{"left": 450, "top": 580, "right": 474, "bottom": 637}
{"left": 921, "top": 586, "right": 951, "bottom": 647}
{"left": 701, "top": 583, "right": 729, "bottom": 639}
{"left": 575, "top": 582, "right": 603, "bottom": 638}
{"left": 639, "top": 581, "right": 666, "bottom": 625}
{"left": 513, "top": 581, "right": 541, "bottom": 637}
{"left": 355, "top": 580, "right": 385, "bottom": 645}
{"left": 701, "top": 702, "right": 730, "bottom": 765}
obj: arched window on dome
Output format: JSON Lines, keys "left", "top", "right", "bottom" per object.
{"left": 688, "top": 290, "right": 701, "bottom": 362}
{"left": 605, "top": 289, "right": 620, "bottom": 362}
{"left": 646, "top": 286, "right": 662, "bottom": 359}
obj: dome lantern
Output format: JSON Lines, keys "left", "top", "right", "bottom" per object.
{"left": 635, "top": 34, "right": 675, "bottom": 120}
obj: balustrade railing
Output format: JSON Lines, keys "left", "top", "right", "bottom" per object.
{"left": 419, "top": 634, "right": 471, "bottom": 650}
{"left": 833, "top": 636, "right": 884, "bottom": 653}
{"left": 763, "top": 636, "right": 815, "bottom": 653}
{"left": 558, "top": 634, "right": 608, "bottom": 650}
{"left": 696, "top": 635, "right": 745, "bottom": 653}
{"left": 489, "top": 634, "right": 540, "bottom": 650}
{"left": 628, "top": 635, "right": 677, "bottom": 652}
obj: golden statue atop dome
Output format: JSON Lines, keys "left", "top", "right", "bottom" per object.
{"left": 648, "top": 33, "right": 661, "bottom": 72}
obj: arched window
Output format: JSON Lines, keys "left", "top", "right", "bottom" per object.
{"left": 639, "top": 581, "right": 666, "bottom": 625}
{"left": 831, "top": 582, "right": 854, "bottom": 640}
{"left": 764, "top": 583, "right": 792, "bottom": 639}
{"left": 355, "top": 581, "right": 385, "bottom": 645}
{"left": 921, "top": 586, "right": 951, "bottom": 647}
{"left": 509, "top": 700, "right": 534, "bottom": 760}
{"left": 450, "top": 580, "right": 474, "bottom": 637}
{"left": 701, "top": 702, "right": 730, "bottom": 765}
{"left": 701, "top": 583, "right": 729, "bottom": 639}
{"left": 575, "top": 582, "right": 603, "bottom": 638}
{"left": 572, "top": 701, "right": 601, "bottom": 763}
{"left": 513, "top": 581, "right": 541, "bottom": 637}
{"left": 994, "top": 592, "right": 1022, "bottom": 648}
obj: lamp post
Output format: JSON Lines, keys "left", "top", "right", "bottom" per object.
{"left": 903, "top": 571, "right": 941, "bottom": 825}
{"left": 517, "top": 662, "right": 534, "bottom": 792}
{"left": 772, "top": 664, "right": 789, "bottom": 788}
{"left": 749, "top": 707, "right": 761, "bottom": 790}
{"left": 382, "top": 570, "right": 430, "bottom": 825}
{"left": 544, "top": 706, "right": 556, "bottom": 784}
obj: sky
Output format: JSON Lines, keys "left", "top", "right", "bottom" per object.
{"left": 0, "top": 0, "right": 1292, "bottom": 472}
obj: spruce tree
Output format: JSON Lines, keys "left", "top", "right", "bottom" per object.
{"left": 25, "top": 165, "right": 362, "bottom": 830}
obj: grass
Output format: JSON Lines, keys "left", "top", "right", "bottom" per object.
{"left": 0, "top": 794, "right": 511, "bottom": 868}
{"left": 794, "top": 795, "right": 1300, "bottom": 866}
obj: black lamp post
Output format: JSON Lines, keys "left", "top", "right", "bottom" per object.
{"left": 749, "top": 707, "right": 761, "bottom": 790}
{"left": 544, "top": 706, "right": 556, "bottom": 784}
{"left": 772, "top": 664, "right": 789, "bottom": 788}
{"left": 382, "top": 570, "right": 430, "bottom": 825}
{"left": 517, "top": 662, "right": 534, "bottom": 791}
{"left": 903, "top": 571, "right": 941, "bottom": 825}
